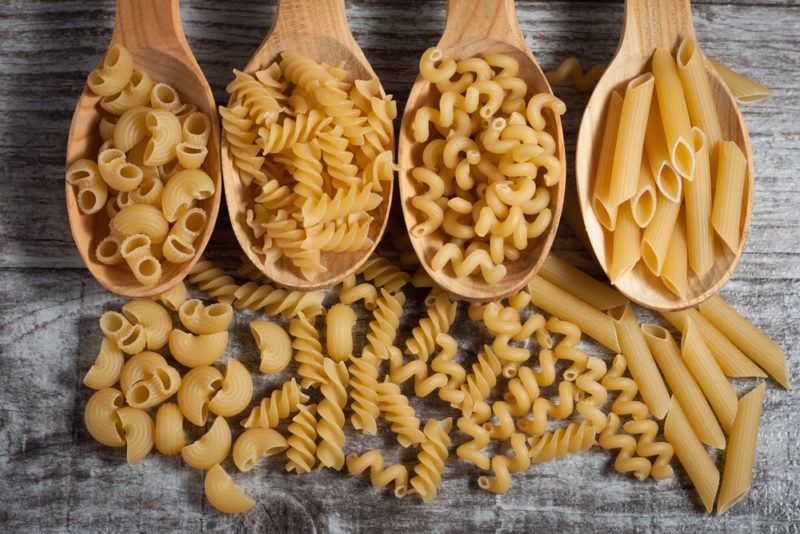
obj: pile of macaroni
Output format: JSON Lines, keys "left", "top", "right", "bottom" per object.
{"left": 408, "top": 48, "right": 565, "bottom": 283}
{"left": 66, "top": 44, "right": 215, "bottom": 286}
{"left": 593, "top": 37, "right": 748, "bottom": 297}
{"left": 220, "top": 53, "right": 395, "bottom": 281}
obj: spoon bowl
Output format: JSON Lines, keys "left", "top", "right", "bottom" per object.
{"left": 575, "top": 0, "right": 753, "bottom": 311}
{"left": 222, "top": 0, "right": 393, "bottom": 291}
{"left": 398, "top": 0, "right": 565, "bottom": 303}
{"left": 65, "top": 0, "right": 221, "bottom": 298}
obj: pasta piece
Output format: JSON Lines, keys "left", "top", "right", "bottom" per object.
{"left": 114, "top": 106, "right": 151, "bottom": 152}
{"left": 177, "top": 365, "right": 223, "bottom": 426}
{"left": 209, "top": 359, "right": 253, "bottom": 417}
{"left": 478, "top": 433, "right": 530, "bottom": 494}
{"left": 456, "top": 416, "right": 490, "bottom": 470}
{"left": 339, "top": 274, "right": 378, "bottom": 310}
{"left": 84, "top": 387, "right": 126, "bottom": 447}
{"left": 117, "top": 407, "right": 154, "bottom": 464}
{"left": 169, "top": 330, "right": 228, "bottom": 368}
{"left": 233, "top": 427, "right": 287, "bottom": 472}
{"left": 144, "top": 109, "right": 181, "bottom": 166}
{"left": 608, "top": 202, "right": 641, "bottom": 283}
{"left": 101, "top": 70, "right": 153, "bottom": 115}
{"left": 599, "top": 412, "right": 651, "bottom": 481}
{"left": 538, "top": 255, "right": 628, "bottom": 310}
{"left": 607, "top": 73, "right": 654, "bottom": 207}
{"left": 641, "top": 324, "right": 726, "bottom": 449}
{"left": 151, "top": 82, "right": 182, "bottom": 113}
{"left": 641, "top": 192, "right": 681, "bottom": 277}
{"left": 661, "top": 308, "right": 766, "bottom": 379}
{"left": 285, "top": 404, "right": 317, "bottom": 474}
{"left": 677, "top": 37, "right": 722, "bottom": 148}
{"left": 708, "top": 57, "right": 773, "bottom": 103}
{"left": 99, "top": 310, "right": 147, "bottom": 355}
{"left": 233, "top": 281, "right": 325, "bottom": 319}
{"left": 652, "top": 48, "right": 694, "bottom": 178}
{"left": 405, "top": 292, "right": 457, "bottom": 362}
{"left": 83, "top": 338, "right": 124, "bottom": 390}
{"left": 528, "top": 275, "right": 620, "bottom": 352}
{"left": 376, "top": 377, "right": 425, "bottom": 448}
{"left": 87, "top": 44, "right": 133, "bottom": 96}
{"left": 681, "top": 316, "right": 738, "bottom": 434}
{"left": 661, "top": 212, "right": 688, "bottom": 298}
{"left": 592, "top": 90, "right": 624, "bottom": 229}
{"left": 409, "top": 418, "right": 452, "bottom": 503}
{"left": 188, "top": 260, "right": 239, "bottom": 304}
{"left": 154, "top": 402, "right": 185, "bottom": 456}
{"left": 111, "top": 204, "right": 169, "bottom": 243}
{"left": 711, "top": 141, "right": 747, "bottom": 252}
{"left": 717, "top": 384, "right": 766, "bottom": 514}
{"left": 346, "top": 450, "right": 409, "bottom": 498}
{"left": 181, "top": 416, "right": 231, "bottom": 470}
{"left": 122, "top": 299, "right": 171, "bottom": 350}
{"left": 204, "top": 464, "right": 255, "bottom": 514}
{"left": 622, "top": 418, "right": 674, "bottom": 480}
{"left": 348, "top": 350, "right": 381, "bottom": 435}
{"left": 459, "top": 345, "right": 503, "bottom": 424}
{"left": 643, "top": 96, "right": 682, "bottom": 202}
{"left": 631, "top": 159, "right": 657, "bottom": 228}
{"left": 179, "top": 299, "right": 233, "bottom": 335}
{"left": 155, "top": 281, "right": 187, "bottom": 311}
{"left": 608, "top": 304, "right": 670, "bottom": 419}
{"left": 545, "top": 57, "right": 605, "bottom": 92}
{"left": 249, "top": 320, "right": 292, "bottom": 375}
{"left": 66, "top": 159, "right": 108, "bottom": 215}
{"left": 161, "top": 169, "right": 215, "bottom": 222}
{"left": 685, "top": 127, "right": 714, "bottom": 276}
{"left": 125, "top": 364, "right": 181, "bottom": 409}
{"left": 698, "top": 295, "right": 788, "bottom": 388}
{"left": 242, "top": 378, "right": 309, "bottom": 429}
{"left": 326, "top": 304, "right": 357, "bottom": 362}
{"left": 664, "top": 397, "right": 720, "bottom": 513}
{"left": 316, "top": 358, "right": 350, "bottom": 470}
{"left": 291, "top": 313, "right": 326, "bottom": 389}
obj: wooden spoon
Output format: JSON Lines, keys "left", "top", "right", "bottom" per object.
{"left": 66, "top": 0, "right": 221, "bottom": 298}
{"left": 575, "top": 0, "right": 753, "bottom": 311}
{"left": 222, "top": 0, "right": 393, "bottom": 290}
{"left": 398, "top": 0, "right": 566, "bottom": 303}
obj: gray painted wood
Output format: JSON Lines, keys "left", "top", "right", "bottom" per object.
{"left": 0, "top": 1, "right": 798, "bottom": 532}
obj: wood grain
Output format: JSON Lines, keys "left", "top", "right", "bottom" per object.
{"left": 0, "top": 1, "right": 798, "bottom": 532}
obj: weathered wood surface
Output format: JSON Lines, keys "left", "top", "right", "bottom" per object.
{"left": 0, "top": 1, "right": 798, "bottom": 532}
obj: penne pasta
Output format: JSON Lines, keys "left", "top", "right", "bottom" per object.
{"left": 661, "top": 308, "right": 766, "bottom": 379}
{"left": 593, "top": 90, "right": 624, "bottom": 230}
{"left": 641, "top": 324, "right": 725, "bottom": 450}
{"left": 717, "top": 384, "right": 766, "bottom": 515}
{"left": 528, "top": 275, "right": 620, "bottom": 352}
{"left": 664, "top": 396, "right": 720, "bottom": 513}
{"left": 641, "top": 192, "right": 681, "bottom": 277}
{"left": 631, "top": 158, "right": 657, "bottom": 228}
{"left": 708, "top": 57, "right": 773, "bottom": 104}
{"left": 607, "top": 74, "right": 654, "bottom": 208}
{"left": 681, "top": 317, "right": 738, "bottom": 434}
{"left": 677, "top": 37, "right": 723, "bottom": 150}
{"left": 652, "top": 48, "right": 694, "bottom": 179}
{"left": 538, "top": 255, "right": 629, "bottom": 311}
{"left": 698, "top": 295, "right": 788, "bottom": 388}
{"left": 685, "top": 127, "right": 715, "bottom": 276}
{"left": 608, "top": 304, "right": 670, "bottom": 419}
{"left": 661, "top": 211, "right": 688, "bottom": 299}
{"left": 608, "top": 203, "right": 641, "bottom": 283}
{"left": 711, "top": 141, "right": 747, "bottom": 252}
{"left": 644, "top": 97, "right": 682, "bottom": 201}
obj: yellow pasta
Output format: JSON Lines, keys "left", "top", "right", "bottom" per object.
{"left": 528, "top": 420, "right": 597, "bottom": 463}
{"left": 477, "top": 433, "right": 530, "bottom": 494}
{"left": 161, "top": 169, "right": 215, "bottom": 223}
{"left": 708, "top": 57, "right": 773, "bottom": 103}
{"left": 641, "top": 324, "right": 725, "bottom": 449}
{"left": 83, "top": 338, "right": 124, "bottom": 390}
{"left": 608, "top": 202, "right": 641, "bottom": 283}
{"left": 242, "top": 378, "right": 309, "bottom": 429}
{"left": 84, "top": 387, "right": 126, "bottom": 447}
{"left": 233, "top": 427, "right": 287, "bottom": 472}
{"left": 326, "top": 303, "right": 357, "bottom": 362}
{"left": 643, "top": 96, "right": 682, "bottom": 203}
{"left": 652, "top": 48, "right": 694, "bottom": 178}
{"left": 182, "top": 415, "right": 231, "bottom": 470}
{"left": 121, "top": 298, "right": 171, "bottom": 350}
{"left": 177, "top": 365, "right": 223, "bottom": 426}
{"left": 155, "top": 280, "right": 187, "bottom": 311}
{"left": 154, "top": 402, "right": 185, "bottom": 456}
{"left": 608, "top": 304, "right": 670, "bottom": 419}
{"left": 717, "top": 384, "right": 766, "bottom": 515}
{"left": 285, "top": 404, "right": 317, "bottom": 474}
{"left": 346, "top": 450, "right": 409, "bottom": 498}
{"left": 87, "top": 44, "right": 133, "bottom": 96}
{"left": 661, "top": 212, "right": 688, "bottom": 298}
{"left": 592, "top": 90, "right": 624, "bottom": 230}
{"left": 685, "top": 127, "right": 715, "bottom": 276}
{"left": 117, "top": 406, "right": 154, "bottom": 464}
{"left": 677, "top": 37, "right": 723, "bottom": 151}
{"left": 698, "top": 295, "right": 788, "bottom": 388}
{"left": 409, "top": 418, "right": 452, "bottom": 503}
{"left": 641, "top": 192, "right": 681, "bottom": 277}
{"left": 208, "top": 358, "right": 253, "bottom": 418}
{"left": 537, "top": 255, "right": 628, "bottom": 310}
{"left": 681, "top": 317, "right": 738, "bottom": 434}
{"left": 316, "top": 358, "right": 350, "bottom": 470}
{"left": 711, "top": 141, "right": 747, "bottom": 252}
{"left": 664, "top": 397, "right": 720, "bottom": 513}
{"left": 178, "top": 299, "right": 232, "bottom": 335}
{"left": 204, "top": 464, "right": 255, "bottom": 514}
{"left": 607, "top": 73, "right": 654, "bottom": 207}
{"left": 169, "top": 330, "right": 228, "bottom": 368}
{"left": 631, "top": 159, "right": 657, "bottom": 228}
{"left": 249, "top": 320, "right": 292, "bottom": 375}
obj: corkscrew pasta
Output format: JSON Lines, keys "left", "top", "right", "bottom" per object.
{"left": 67, "top": 43, "right": 215, "bottom": 286}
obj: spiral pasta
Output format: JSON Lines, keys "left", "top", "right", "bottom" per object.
{"left": 291, "top": 313, "right": 326, "bottom": 389}
{"left": 599, "top": 413, "right": 652, "bottom": 481}
{"left": 528, "top": 420, "right": 597, "bottom": 463}
{"left": 357, "top": 256, "right": 411, "bottom": 294}
{"left": 622, "top": 418, "right": 674, "bottom": 480}
{"left": 602, "top": 354, "right": 649, "bottom": 421}
{"left": 241, "top": 378, "right": 309, "bottom": 429}
{"left": 409, "top": 418, "right": 453, "bottom": 503}
{"left": 316, "top": 358, "right": 350, "bottom": 470}
{"left": 456, "top": 415, "right": 491, "bottom": 470}
{"left": 376, "top": 377, "right": 425, "bottom": 448}
{"left": 405, "top": 292, "right": 457, "bottom": 362}
{"left": 233, "top": 281, "right": 325, "bottom": 319}
{"left": 347, "top": 451, "right": 408, "bottom": 498}
{"left": 285, "top": 404, "right": 317, "bottom": 474}
{"left": 477, "top": 433, "right": 530, "bottom": 494}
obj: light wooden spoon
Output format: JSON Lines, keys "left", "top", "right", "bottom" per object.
{"left": 398, "top": 0, "right": 566, "bottom": 303}
{"left": 222, "top": 0, "right": 393, "bottom": 291}
{"left": 66, "top": 0, "right": 221, "bottom": 298}
{"left": 575, "top": 0, "right": 753, "bottom": 311}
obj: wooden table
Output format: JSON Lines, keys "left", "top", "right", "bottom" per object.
{"left": 1, "top": 1, "right": 797, "bottom": 532}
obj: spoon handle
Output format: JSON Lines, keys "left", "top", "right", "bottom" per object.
{"left": 439, "top": 0, "right": 525, "bottom": 49}
{"left": 112, "top": 0, "right": 187, "bottom": 51}
{"left": 621, "top": 0, "right": 695, "bottom": 55}
{"left": 271, "top": 0, "right": 353, "bottom": 42}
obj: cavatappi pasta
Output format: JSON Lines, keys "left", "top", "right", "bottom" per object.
{"left": 67, "top": 44, "right": 215, "bottom": 286}
{"left": 590, "top": 37, "right": 749, "bottom": 296}
{"left": 408, "top": 49, "right": 564, "bottom": 284}
{"left": 80, "top": 251, "right": 785, "bottom": 515}
{"left": 220, "top": 53, "right": 395, "bottom": 281}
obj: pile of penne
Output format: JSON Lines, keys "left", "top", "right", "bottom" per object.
{"left": 593, "top": 37, "right": 748, "bottom": 298}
